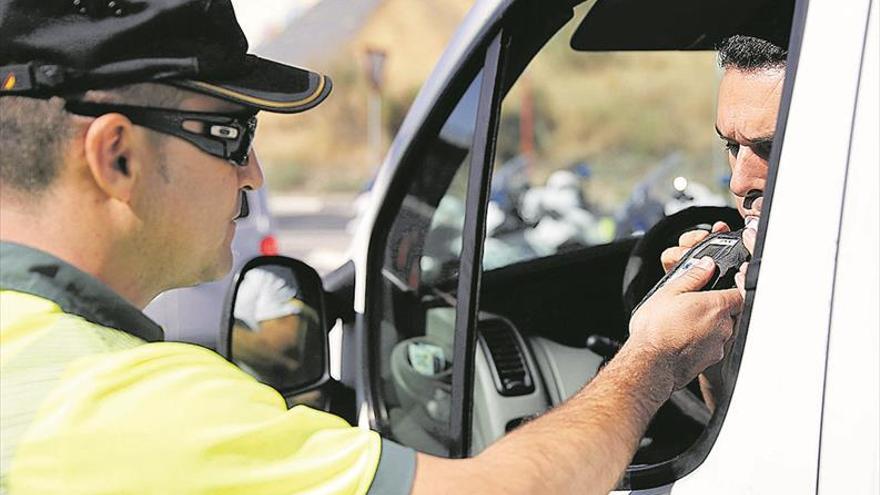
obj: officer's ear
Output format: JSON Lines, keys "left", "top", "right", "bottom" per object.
{"left": 82, "top": 113, "right": 140, "bottom": 202}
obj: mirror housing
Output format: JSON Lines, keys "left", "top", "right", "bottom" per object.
{"left": 220, "top": 256, "right": 331, "bottom": 396}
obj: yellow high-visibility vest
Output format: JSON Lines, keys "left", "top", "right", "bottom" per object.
{"left": 0, "top": 242, "right": 415, "bottom": 495}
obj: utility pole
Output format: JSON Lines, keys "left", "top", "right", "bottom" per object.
{"left": 363, "top": 47, "right": 387, "bottom": 168}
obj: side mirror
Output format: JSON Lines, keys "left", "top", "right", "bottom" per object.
{"left": 220, "top": 256, "right": 330, "bottom": 395}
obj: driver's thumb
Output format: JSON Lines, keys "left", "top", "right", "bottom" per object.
{"left": 666, "top": 257, "right": 716, "bottom": 294}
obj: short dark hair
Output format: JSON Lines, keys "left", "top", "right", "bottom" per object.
{"left": 718, "top": 35, "right": 788, "bottom": 72}
{"left": 0, "top": 96, "right": 72, "bottom": 192}
{"left": 0, "top": 83, "right": 186, "bottom": 194}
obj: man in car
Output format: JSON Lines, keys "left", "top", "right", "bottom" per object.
{"left": 660, "top": 34, "right": 787, "bottom": 410}
{"left": 0, "top": 1, "right": 741, "bottom": 494}
{"left": 663, "top": 34, "right": 786, "bottom": 278}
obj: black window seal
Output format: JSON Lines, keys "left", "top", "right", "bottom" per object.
{"left": 448, "top": 30, "right": 510, "bottom": 459}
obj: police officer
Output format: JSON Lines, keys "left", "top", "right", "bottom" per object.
{"left": 0, "top": 1, "right": 742, "bottom": 494}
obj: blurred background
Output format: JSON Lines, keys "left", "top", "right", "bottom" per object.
{"left": 233, "top": 0, "right": 472, "bottom": 191}
{"left": 228, "top": 0, "right": 726, "bottom": 271}
{"left": 150, "top": 0, "right": 731, "bottom": 347}
{"left": 229, "top": 0, "right": 473, "bottom": 272}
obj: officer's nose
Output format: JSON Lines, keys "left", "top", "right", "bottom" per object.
{"left": 239, "top": 150, "right": 264, "bottom": 191}
{"left": 729, "top": 147, "right": 768, "bottom": 199}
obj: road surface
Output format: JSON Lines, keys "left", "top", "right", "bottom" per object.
{"left": 268, "top": 193, "right": 359, "bottom": 274}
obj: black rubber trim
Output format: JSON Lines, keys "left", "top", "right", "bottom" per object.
{"left": 323, "top": 260, "right": 356, "bottom": 325}
{"left": 449, "top": 30, "right": 509, "bottom": 459}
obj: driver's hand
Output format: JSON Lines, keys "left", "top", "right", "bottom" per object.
{"left": 628, "top": 257, "right": 743, "bottom": 390}
{"left": 733, "top": 227, "right": 757, "bottom": 298}
{"left": 660, "top": 221, "right": 731, "bottom": 272}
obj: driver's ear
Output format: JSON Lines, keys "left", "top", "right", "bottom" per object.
{"left": 82, "top": 113, "right": 141, "bottom": 202}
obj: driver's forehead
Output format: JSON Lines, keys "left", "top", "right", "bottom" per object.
{"left": 716, "top": 68, "right": 785, "bottom": 141}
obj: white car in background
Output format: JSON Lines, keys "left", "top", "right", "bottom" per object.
{"left": 145, "top": 189, "right": 279, "bottom": 349}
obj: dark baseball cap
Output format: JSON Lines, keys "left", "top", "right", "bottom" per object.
{"left": 0, "top": 0, "right": 331, "bottom": 113}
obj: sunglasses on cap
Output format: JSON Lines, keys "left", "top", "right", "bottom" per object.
{"left": 64, "top": 101, "right": 258, "bottom": 167}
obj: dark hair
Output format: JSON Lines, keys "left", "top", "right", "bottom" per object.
{"left": 0, "top": 96, "right": 72, "bottom": 192}
{"left": 718, "top": 35, "right": 788, "bottom": 72}
{"left": 0, "top": 83, "right": 185, "bottom": 194}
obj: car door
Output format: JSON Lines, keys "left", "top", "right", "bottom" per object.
{"left": 354, "top": 0, "right": 721, "bottom": 468}
{"left": 349, "top": 0, "right": 875, "bottom": 492}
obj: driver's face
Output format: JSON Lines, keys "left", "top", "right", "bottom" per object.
{"left": 715, "top": 67, "right": 785, "bottom": 221}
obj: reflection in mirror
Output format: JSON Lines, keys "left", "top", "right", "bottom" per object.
{"left": 231, "top": 265, "right": 325, "bottom": 392}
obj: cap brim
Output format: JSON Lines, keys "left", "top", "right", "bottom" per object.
{"left": 169, "top": 55, "right": 332, "bottom": 114}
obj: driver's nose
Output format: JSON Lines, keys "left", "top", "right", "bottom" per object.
{"left": 729, "top": 148, "right": 768, "bottom": 199}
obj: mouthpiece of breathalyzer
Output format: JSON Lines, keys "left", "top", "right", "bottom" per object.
{"left": 743, "top": 189, "right": 763, "bottom": 210}
{"left": 742, "top": 189, "right": 763, "bottom": 232}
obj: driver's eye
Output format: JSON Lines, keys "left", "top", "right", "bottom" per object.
{"left": 752, "top": 142, "right": 772, "bottom": 161}
{"left": 725, "top": 142, "right": 740, "bottom": 157}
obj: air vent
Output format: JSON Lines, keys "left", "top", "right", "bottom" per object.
{"left": 478, "top": 320, "right": 534, "bottom": 397}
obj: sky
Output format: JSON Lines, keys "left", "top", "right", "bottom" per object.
{"left": 230, "top": 0, "right": 321, "bottom": 47}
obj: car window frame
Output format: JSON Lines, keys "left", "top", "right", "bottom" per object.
{"left": 361, "top": 31, "right": 505, "bottom": 439}
{"left": 362, "top": 0, "right": 809, "bottom": 484}
{"left": 447, "top": 29, "right": 510, "bottom": 458}
{"left": 361, "top": 0, "right": 580, "bottom": 453}
{"left": 447, "top": 0, "right": 585, "bottom": 456}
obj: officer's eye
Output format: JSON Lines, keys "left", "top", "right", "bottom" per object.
{"left": 724, "top": 142, "right": 740, "bottom": 157}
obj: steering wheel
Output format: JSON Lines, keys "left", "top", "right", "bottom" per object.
{"left": 622, "top": 206, "right": 744, "bottom": 318}
{"left": 620, "top": 206, "right": 743, "bottom": 432}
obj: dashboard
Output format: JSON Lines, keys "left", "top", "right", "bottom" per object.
{"left": 384, "top": 308, "right": 603, "bottom": 455}
{"left": 471, "top": 315, "right": 603, "bottom": 454}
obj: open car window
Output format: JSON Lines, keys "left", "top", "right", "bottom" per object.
{"left": 364, "top": 0, "right": 799, "bottom": 488}
{"left": 468, "top": 0, "right": 798, "bottom": 489}
{"left": 471, "top": 3, "right": 735, "bottom": 460}
{"left": 484, "top": 21, "right": 733, "bottom": 271}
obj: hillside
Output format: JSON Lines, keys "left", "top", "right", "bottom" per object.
{"left": 255, "top": 0, "right": 474, "bottom": 191}
{"left": 254, "top": 1, "right": 722, "bottom": 197}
